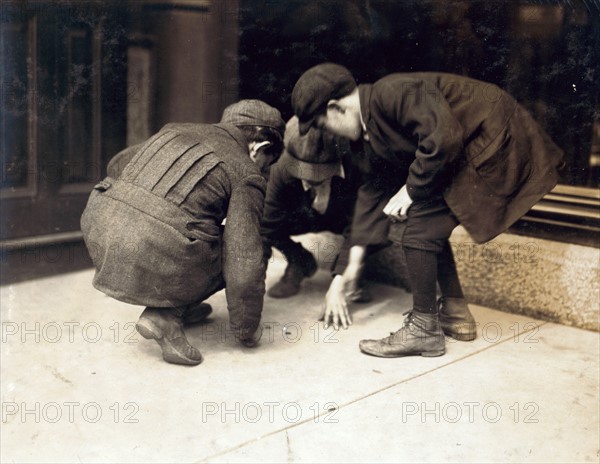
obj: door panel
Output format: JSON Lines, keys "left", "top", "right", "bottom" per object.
{"left": 0, "top": 2, "right": 127, "bottom": 240}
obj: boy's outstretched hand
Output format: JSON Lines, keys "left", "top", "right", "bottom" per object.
{"left": 319, "top": 275, "right": 352, "bottom": 331}
{"left": 319, "top": 246, "right": 366, "bottom": 330}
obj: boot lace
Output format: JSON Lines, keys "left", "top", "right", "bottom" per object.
{"left": 381, "top": 311, "right": 415, "bottom": 344}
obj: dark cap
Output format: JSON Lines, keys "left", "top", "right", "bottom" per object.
{"left": 291, "top": 63, "right": 356, "bottom": 135}
{"left": 221, "top": 99, "right": 285, "bottom": 135}
{"left": 279, "top": 116, "right": 342, "bottom": 183}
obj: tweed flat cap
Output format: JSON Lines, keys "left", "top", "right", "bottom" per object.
{"left": 280, "top": 116, "right": 342, "bottom": 183}
{"left": 291, "top": 63, "right": 356, "bottom": 135}
{"left": 221, "top": 99, "right": 285, "bottom": 135}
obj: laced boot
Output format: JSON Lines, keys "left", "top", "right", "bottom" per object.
{"left": 182, "top": 302, "right": 213, "bottom": 326}
{"left": 267, "top": 250, "right": 317, "bottom": 298}
{"left": 359, "top": 311, "right": 445, "bottom": 358}
{"left": 136, "top": 307, "right": 203, "bottom": 365}
{"left": 438, "top": 297, "right": 477, "bottom": 341}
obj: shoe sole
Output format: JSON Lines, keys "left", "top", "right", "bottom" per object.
{"left": 359, "top": 346, "right": 445, "bottom": 358}
{"left": 267, "top": 290, "right": 300, "bottom": 299}
{"left": 441, "top": 325, "right": 477, "bottom": 342}
{"left": 267, "top": 284, "right": 301, "bottom": 299}
{"left": 136, "top": 319, "right": 203, "bottom": 366}
{"left": 443, "top": 330, "right": 476, "bottom": 342}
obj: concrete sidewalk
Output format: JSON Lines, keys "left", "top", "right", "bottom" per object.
{"left": 1, "top": 254, "right": 599, "bottom": 463}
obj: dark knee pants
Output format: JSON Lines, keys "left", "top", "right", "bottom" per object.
{"left": 389, "top": 197, "right": 463, "bottom": 313}
{"left": 389, "top": 197, "right": 459, "bottom": 253}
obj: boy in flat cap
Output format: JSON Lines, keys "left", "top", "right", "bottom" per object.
{"left": 292, "top": 63, "right": 563, "bottom": 357}
{"left": 262, "top": 116, "right": 387, "bottom": 312}
{"left": 81, "top": 100, "right": 285, "bottom": 366}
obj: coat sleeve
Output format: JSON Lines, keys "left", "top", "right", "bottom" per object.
{"left": 260, "top": 162, "right": 294, "bottom": 240}
{"left": 332, "top": 178, "right": 392, "bottom": 274}
{"left": 373, "top": 80, "right": 464, "bottom": 201}
{"left": 348, "top": 181, "right": 393, "bottom": 248}
{"left": 222, "top": 174, "right": 267, "bottom": 336}
{"left": 331, "top": 227, "right": 353, "bottom": 276}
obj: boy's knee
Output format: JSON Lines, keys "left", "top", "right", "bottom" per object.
{"left": 402, "top": 238, "right": 446, "bottom": 254}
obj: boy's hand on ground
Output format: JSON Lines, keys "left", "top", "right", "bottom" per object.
{"left": 319, "top": 275, "right": 352, "bottom": 330}
{"left": 383, "top": 185, "right": 413, "bottom": 220}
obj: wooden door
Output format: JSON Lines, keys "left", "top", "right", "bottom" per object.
{"left": 1, "top": 2, "right": 127, "bottom": 241}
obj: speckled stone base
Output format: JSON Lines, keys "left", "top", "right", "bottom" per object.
{"left": 448, "top": 226, "right": 599, "bottom": 332}
{"left": 294, "top": 228, "right": 599, "bottom": 332}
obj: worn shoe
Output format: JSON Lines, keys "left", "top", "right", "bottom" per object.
{"left": 438, "top": 297, "right": 477, "bottom": 341}
{"left": 267, "top": 253, "right": 318, "bottom": 298}
{"left": 182, "top": 302, "right": 213, "bottom": 326}
{"left": 136, "top": 307, "right": 203, "bottom": 366}
{"left": 359, "top": 311, "right": 445, "bottom": 358}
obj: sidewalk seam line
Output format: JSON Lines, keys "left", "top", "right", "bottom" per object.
{"left": 197, "top": 320, "right": 548, "bottom": 463}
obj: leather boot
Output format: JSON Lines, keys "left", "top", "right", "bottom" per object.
{"left": 267, "top": 251, "right": 317, "bottom": 298}
{"left": 359, "top": 311, "right": 445, "bottom": 358}
{"left": 136, "top": 307, "right": 203, "bottom": 365}
{"left": 438, "top": 297, "right": 477, "bottom": 341}
{"left": 182, "top": 302, "right": 213, "bottom": 326}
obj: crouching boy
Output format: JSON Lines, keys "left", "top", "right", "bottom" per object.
{"left": 81, "top": 100, "right": 285, "bottom": 365}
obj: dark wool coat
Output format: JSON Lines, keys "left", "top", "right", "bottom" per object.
{"left": 81, "top": 123, "right": 266, "bottom": 334}
{"left": 261, "top": 122, "right": 391, "bottom": 275}
{"left": 356, "top": 73, "right": 564, "bottom": 244}
{"left": 261, "top": 155, "right": 360, "bottom": 236}
{"left": 261, "top": 152, "right": 370, "bottom": 274}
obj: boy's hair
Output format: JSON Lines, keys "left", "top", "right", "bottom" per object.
{"left": 237, "top": 125, "right": 284, "bottom": 159}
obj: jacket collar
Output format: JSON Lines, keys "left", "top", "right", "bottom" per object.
{"left": 214, "top": 123, "right": 249, "bottom": 153}
{"left": 358, "top": 85, "right": 373, "bottom": 126}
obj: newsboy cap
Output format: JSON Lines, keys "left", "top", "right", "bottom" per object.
{"left": 221, "top": 99, "right": 285, "bottom": 135}
{"left": 279, "top": 116, "right": 343, "bottom": 183}
{"left": 291, "top": 63, "right": 356, "bottom": 135}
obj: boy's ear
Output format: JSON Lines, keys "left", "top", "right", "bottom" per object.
{"left": 327, "top": 100, "right": 345, "bottom": 114}
{"left": 249, "top": 140, "right": 272, "bottom": 161}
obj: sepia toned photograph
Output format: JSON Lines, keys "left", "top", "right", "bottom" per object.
{"left": 1, "top": 0, "right": 599, "bottom": 462}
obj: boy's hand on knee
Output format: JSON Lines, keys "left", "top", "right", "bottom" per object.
{"left": 383, "top": 185, "right": 413, "bottom": 221}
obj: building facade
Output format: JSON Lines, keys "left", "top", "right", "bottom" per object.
{"left": 1, "top": 0, "right": 598, "bottom": 329}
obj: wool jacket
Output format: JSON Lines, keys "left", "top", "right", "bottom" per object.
{"left": 81, "top": 123, "right": 266, "bottom": 334}
{"left": 356, "top": 72, "right": 564, "bottom": 243}
{"left": 261, "top": 151, "right": 370, "bottom": 275}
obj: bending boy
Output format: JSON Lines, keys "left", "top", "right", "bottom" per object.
{"left": 292, "top": 63, "right": 563, "bottom": 357}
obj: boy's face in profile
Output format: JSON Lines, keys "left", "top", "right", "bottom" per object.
{"left": 315, "top": 103, "right": 362, "bottom": 141}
